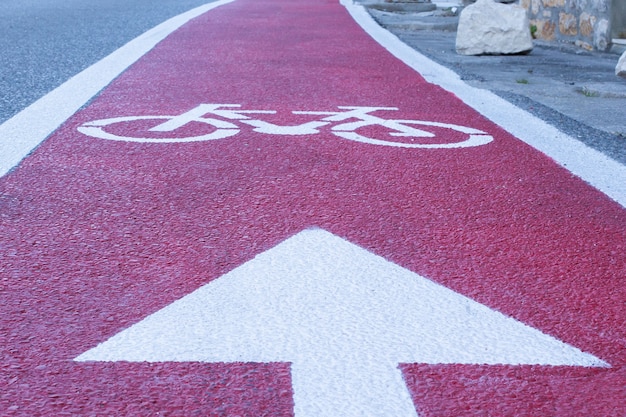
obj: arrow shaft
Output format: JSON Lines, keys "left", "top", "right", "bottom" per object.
{"left": 291, "top": 360, "right": 418, "bottom": 417}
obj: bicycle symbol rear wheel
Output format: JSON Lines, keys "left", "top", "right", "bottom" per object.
{"left": 77, "top": 115, "right": 240, "bottom": 143}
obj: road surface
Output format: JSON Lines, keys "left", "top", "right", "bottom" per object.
{"left": 1, "top": 0, "right": 624, "bottom": 415}
{"left": 0, "top": 0, "right": 218, "bottom": 124}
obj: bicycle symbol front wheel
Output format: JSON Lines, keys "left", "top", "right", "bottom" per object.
{"left": 331, "top": 120, "right": 493, "bottom": 149}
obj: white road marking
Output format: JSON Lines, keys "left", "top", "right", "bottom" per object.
{"left": 0, "top": 0, "right": 236, "bottom": 177}
{"left": 77, "top": 103, "right": 494, "bottom": 147}
{"left": 341, "top": 0, "right": 626, "bottom": 208}
{"left": 76, "top": 229, "right": 608, "bottom": 417}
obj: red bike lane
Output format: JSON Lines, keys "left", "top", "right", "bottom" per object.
{"left": 1, "top": 0, "right": 624, "bottom": 415}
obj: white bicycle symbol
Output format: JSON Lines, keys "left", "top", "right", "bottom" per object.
{"left": 77, "top": 104, "right": 493, "bottom": 149}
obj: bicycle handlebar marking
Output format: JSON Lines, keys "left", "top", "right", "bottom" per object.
{"left": 77, "top": 104, "right": 494, "bottom": 148}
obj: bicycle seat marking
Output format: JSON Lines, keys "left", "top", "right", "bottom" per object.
{"left": 77, "top": 104, "right": 494, "bottom": 149}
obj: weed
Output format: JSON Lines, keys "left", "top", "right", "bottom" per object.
{"left": 580, "top": 86, "right": 600, "bottom": 97}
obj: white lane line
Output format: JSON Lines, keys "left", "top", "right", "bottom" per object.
{"left": 0, "top": 0, "right": 236, "bottom": 178}
{"left": 342, "top": 0, "right": 626, "bottom": 209}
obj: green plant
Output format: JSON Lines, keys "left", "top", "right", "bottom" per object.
{"left": 580, "top": 86, "right": 599, "bottom": 97}
{"left": 516, "top": 78, "right": 529, "bottom": 84}
{"left": 530, "top": 24, "right": 537, "bottom": 39}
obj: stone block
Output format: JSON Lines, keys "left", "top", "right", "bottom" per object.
{"left": 575, "top": 40, "right": 593, "bottom": 50}
{"left": 456, "top": 0, "right": 534, "bottom": 55}
{"left": 591, "top": 0, "right": 608, "bottom": 13}
{"left": 579, "top": 12, "right": 596, "bottom": 37}
{"left": 617, "top": 51, "right": 626, "bottom": 79}
{"left": 531, "top": 0, "right": 540, "bottom": 14}
{"left": 559, "top": 12, "right": 578, "bottom": 36}
{"left": 540, "top": 20, "right": 557, "bottom": 40}
{"left": 531, "top": 19, "right": 556, "bottom": 40}
{"left": 593, "top": 18, "right": 609, "bottom": 51}
{"left": 542, "top": 0, "right": 564, "bottom": 7}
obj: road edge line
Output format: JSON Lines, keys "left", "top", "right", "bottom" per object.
{"left": 342, "top": 0, "right": 626, "bottom": 209}
{"left": 0, "top": 0, "right": 236, "bottom": 178}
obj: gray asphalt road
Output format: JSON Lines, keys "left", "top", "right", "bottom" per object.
{"left": 0, "top": 0, "right": 217, "bottom": 124}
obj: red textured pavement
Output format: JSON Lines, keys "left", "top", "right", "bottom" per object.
{"left": 1, "top": 0, "right": 624, "bottom": 415}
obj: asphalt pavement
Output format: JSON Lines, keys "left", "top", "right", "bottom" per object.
{"left": 0, "top": 0, "right": 219, "bottom": 125}
{"left": 363, "top": 1, "right": 626, "bottom": 165}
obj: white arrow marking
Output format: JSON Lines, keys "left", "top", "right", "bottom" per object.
{"left": 76, "top": 229, "right": 608, "bottom": 416}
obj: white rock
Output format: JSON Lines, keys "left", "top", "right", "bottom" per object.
{"left": 617, "top": 51, "right": 626, "bottom": 79}
{"left": 593, "top": 19, "right": 610, "bottom": 51}
{"left": 456, "top": 0, "right": 533, "bottom": 55}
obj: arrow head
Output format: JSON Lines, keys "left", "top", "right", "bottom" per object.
{"left": 76, "top": 228, "right": 608, "bottom": 416}
{"left": 76, "top": 228, "right": 606, "bottom": 367}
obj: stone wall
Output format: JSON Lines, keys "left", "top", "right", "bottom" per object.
{"left": 519, "top": 0, "right": 613, "bottom": 51}
{"left": 612, "top": 0, "right": 626, "bottom": 40}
